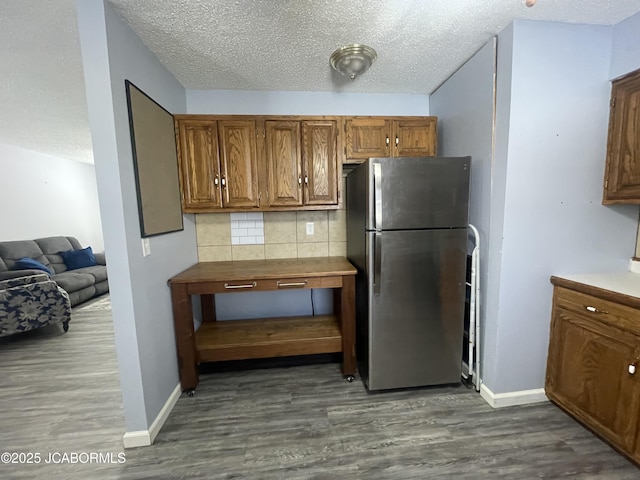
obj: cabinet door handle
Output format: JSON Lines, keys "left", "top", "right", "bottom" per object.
{"left": 629, "top": 364, "right": 636, "bottom": 375}
{"left": 221, "top": 177, "right": 226, "bottom": 188}
{"left": 298, "top": 176, "right": 302, "bottom": 185}
{"left": 224, "top": 282, "right": 256, "bottom": 289}
{"left": 214, "top": 176, "right": 219, "bottom": 186}
{"left": 395, "top": 135, "right": 399, "bottom": 147}
{"left": 277, "top": 280, "right": 308, "bottom": 288}
{"left": 385, "top": 136, "right": 390, "bottom": 147}
{"left": 304, "top": 175, "right": 309, "bottom": 185}
{"left": 585, "top": 305, "right": 608, "bottom": 314}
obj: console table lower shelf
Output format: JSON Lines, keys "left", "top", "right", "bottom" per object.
{"left": 196, "top": 315, "right": 342, "bottom": 362}
{"left": 168, "top": 257, "right": 357, "bottom": 394}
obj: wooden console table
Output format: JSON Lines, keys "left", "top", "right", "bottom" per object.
{"left": 168, "top": 256, "right": 357, "bottom": 394}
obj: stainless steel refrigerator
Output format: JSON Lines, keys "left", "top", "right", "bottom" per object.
{"left": 346, "top": 156, "right": 471, "bottom": 391}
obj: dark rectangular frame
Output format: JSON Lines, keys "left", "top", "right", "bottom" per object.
{"left": 125, "top": 80, "right": 183, "bottom": 238}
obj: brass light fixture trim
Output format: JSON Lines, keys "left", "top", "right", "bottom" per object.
{"left": 330, "top": 44, "right": 377, "bottom": 80}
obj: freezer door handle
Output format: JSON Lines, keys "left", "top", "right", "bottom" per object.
{"left": 373, "top": 162, "right": 382, "bottom": 230}
{"left": 373, "top": 232, "right": 382, "bottom": 295}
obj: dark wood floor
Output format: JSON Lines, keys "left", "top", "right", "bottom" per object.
{"left": 0, "top": 296, "right": 637, "bottom": 479}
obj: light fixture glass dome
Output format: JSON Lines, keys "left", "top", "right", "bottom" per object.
{"left": 330, "top": 44, "right": 377, "bottom": 80}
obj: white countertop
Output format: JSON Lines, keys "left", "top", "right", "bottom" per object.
{"left": 553, "top": 272, "right": 640, "bottom": 299}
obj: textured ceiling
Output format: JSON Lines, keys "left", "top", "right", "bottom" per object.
{"left": 1, "top": 0, "right": 92, "bottom": 163}
{"left": 2, "top": 0, "right": 640, "bottom": 164}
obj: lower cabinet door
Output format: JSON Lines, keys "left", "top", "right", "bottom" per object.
{"left": 546, "top": 307, "right": 640, "bottom": 455}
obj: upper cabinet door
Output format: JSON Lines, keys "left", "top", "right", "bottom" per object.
{"left": 393, "top": 118, "right": 437, "bottom": 157}
{"left": 175, "top": 119, "right": 222, "bottom": 211}
{"left": 218, "top": 120, "right": 260, "bottom": 208}
{"left": 346, "top": 117, "right": 391, "bottom": 161}
{"left": 265, "top": 121, "right": 303, "bottom": 207}
{"left": 303, "top": 120, "right": 338, "bottom": 205}
{"left": 603, "top": 69, "right": 640, "bottom": 204}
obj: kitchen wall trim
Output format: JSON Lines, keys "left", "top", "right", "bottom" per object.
{"left": 479, "top": 384, "right": 548, "bottom": 409}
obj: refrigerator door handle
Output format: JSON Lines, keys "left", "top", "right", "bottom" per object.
{"left": 373, "top": 162, "right": 382, "bottom": 230}
{"left": 373, "top": 232, "right": 382, "bottom": 295}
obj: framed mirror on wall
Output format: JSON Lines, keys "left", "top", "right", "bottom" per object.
{"left": 125, "top": 80, "right": 183, "bottom": 238}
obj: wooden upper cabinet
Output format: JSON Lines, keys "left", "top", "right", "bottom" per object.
{"left": 265, "top": 121, "right": 303, "bottom": 207}
{"left": 393, "top": 118, "right": 437, "bottom": 157}
{"left": 173, "top": 114, "right": 351, "bottom": 211}
{"left": 603, "top": 68, "right": 640, "bottom": 204}
{"left": 344, "top": 116, "right": 437, "bottom": 163}
{"left": 303, "top": 120, "right": 339, "bottom": 205}
{"left": 218, "top": 120, "right": 260, "bottom": 208}
{"left": 345, "top": 117, "right": 391, "bottom": 160}
{"left": 175, "top": 119, "right": 222, "bottom": 210}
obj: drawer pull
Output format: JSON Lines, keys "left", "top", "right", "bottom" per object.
{"left": 224, "top": 282, "right": 257, "bottom": 289}
{"left": 277, "top": 280, "right": 308, "bottom": 288}
{"left": 629, "top": 364, "right": 636, "bottom": 375}
{"left": 585, "top": 305, "right": 608, "bottom": 314}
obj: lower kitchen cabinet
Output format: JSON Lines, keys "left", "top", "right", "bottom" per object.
{"left": 546, "top": 279, "right": 640, "bottom": 462}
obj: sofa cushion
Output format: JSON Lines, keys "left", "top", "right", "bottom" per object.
{"left": 52, "top": 272, "right": 95, "bottom": 292}
{"left": 14, "top": 258, "right": 53, "bottom": 275}
{"left": 59, "top": 247, "right": 97, "bottom": 271}
{"left": 74, "top": 265, "right": 108, "bottom": 283}
{"left": 0, "top": 257, "right": 7, "bottom": 273}
{"left": 36, "top": 236, "right": 82, "bottom": 274}
{"left": 0, "top": 240, "right": 49, "bottom": 271}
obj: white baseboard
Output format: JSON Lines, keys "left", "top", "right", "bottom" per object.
{"left": 480, "top": 383, "right": 548, "bottom": 408}
{"left": 122, "top": 383, "right": 181, "bottom": 449}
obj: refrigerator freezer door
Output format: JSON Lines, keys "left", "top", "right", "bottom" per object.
{"left": 365, "top": 228, "right": 467, "bottom": 391}
{"left": 367, "top": 157, "right": 470, "bottom": 231}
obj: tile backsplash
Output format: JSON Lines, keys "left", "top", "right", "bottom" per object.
{"left": 196, "top": 177, "right": 347, "bottom": 262}
{"left": 196, "top": 209, "right": 347, "bottom": 262}
{"left": 230, "top": 212, "right": 264, "bottom": 245}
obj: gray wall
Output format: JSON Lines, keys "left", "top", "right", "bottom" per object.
{"left": 429, "top": 38, "right": 497, "bottom": 386}
{"left": 489, "top": 20, "right": 638, "bottom": 393}
{"left": 77, "top": 0, "right": 197, "bottom": 432}
{"left": 430, "top": 19, "right": 640, "bottom": 396}
{"left": 187, "top": 90, "right": 430, "bottom": 115}
{"left": 0, "top": 142, "right": 104, "bottom": 251}
{"left": 484, "top": 22, "right": 515, "bottom": 394}
{"left": 610, "top": 10, "right": 640, "bottom": 79}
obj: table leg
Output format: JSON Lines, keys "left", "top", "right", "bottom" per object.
{"left": 201, "top": 294, "right": 216, "bottom": 322}
{"left": 340, "top": 275, "right": 356, "bottom": 376}
{"left": 170, "top": 283, "right": 199, "bottom": 392}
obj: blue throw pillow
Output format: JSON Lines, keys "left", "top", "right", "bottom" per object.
{"left": 59, "top": 246, "right": 97, "bottom": 271}
{"left": 14, "top": 257, "right": 53, "bottom": 275}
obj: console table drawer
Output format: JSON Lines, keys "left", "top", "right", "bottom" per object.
{"left": 187, "top": 276, "right": 343, "bottom": 294}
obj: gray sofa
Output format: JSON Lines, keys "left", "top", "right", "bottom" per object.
{"left": 0, "top": 236, "right": 108, "bottom": 306}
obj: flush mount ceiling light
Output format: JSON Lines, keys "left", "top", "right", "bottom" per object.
{"left": 330, "top": 44, "right": 377, "bottom": 80}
